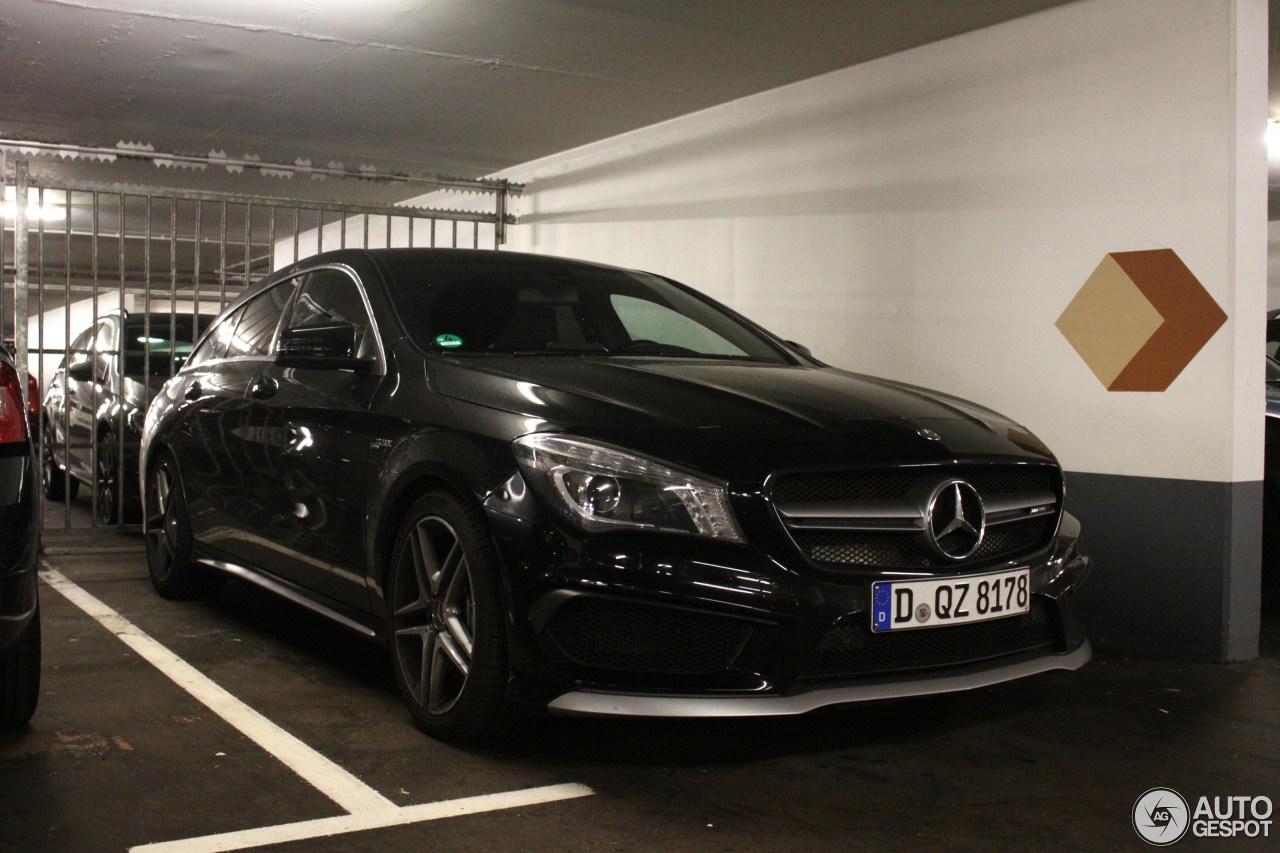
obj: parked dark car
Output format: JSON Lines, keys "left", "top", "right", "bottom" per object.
{"left": 141, "top": 248, "right": 1092, "bottom": 742}
{"left": 0, "top": 345, "right": 40, "bottom": 729}
{"left": 43, "top": 311, "right": 209, "bottom": 524}
{"left": 1263, "top": 355, "right": 1280, "bottom": 605}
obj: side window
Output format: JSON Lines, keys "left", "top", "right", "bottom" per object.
{"left": 65, "top": 327, "right": 95, "bottom": 370}
{"left": 93, "top": 320, "right": 117, "bottom": 378}
{"left": 189, "top": 305, "right": 247, "bottom": 367}
{"left": 225, "top": 279, "right": 297, "bottom": 358}
{"left": 93, "top": 320, "right": 116, "bottom": 354}
{"left": 284, "top": 269, "right": 374, "bottom": 357}
{"left": 186, "top": 328, "right": 217, "bottom": 368}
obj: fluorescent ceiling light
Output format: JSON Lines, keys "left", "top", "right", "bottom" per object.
{"left": 1268, "top": 120, "right": 1280, "bottom": 163}
{"left": 1, "top": 185, "right": 67, "bottom": 222}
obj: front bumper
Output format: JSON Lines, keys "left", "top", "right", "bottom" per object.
{"left": 548, "top": 641, "right": 1091, "bottom": 717}
{"left": 493, "top": 504, "right": 1092, "bottom": 715}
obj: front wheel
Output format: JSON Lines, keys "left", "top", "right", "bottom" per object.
{"left": 42, "top": 428, "right": 79, "bottom": 503}
{"left": 145, "top": 451, "right": 217, "bottom": 599}
{"left": 95, "top": 429, "right": 120, "bottom": 526}
{"left": 387, "top": 491, "right": 520, "bottom": 742}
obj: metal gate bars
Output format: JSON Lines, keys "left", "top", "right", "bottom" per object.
{"left": 1, "top": 155, "right": 516, "bottom": 531}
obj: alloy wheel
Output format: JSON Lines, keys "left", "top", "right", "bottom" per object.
{"left": 146, "top": 462, "right": 177, "bottom": 581}
{"left": 96, "top": 433, "right": 118, "bottom": 526}
{"left": 392, "top": 514, "right": 477, "bottom": 716}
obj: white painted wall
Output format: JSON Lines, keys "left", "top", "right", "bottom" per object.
{"left": 470, "top": 0, "right": 1265, "bottom": 485}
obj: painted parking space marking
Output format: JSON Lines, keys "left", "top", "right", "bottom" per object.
{"left": 39, "top": 562, "right": 393, "bottom": 814}
{"left": 128, "top": 784, "right": 595, "bottom": 853}
{"left": 38, "top": 562, "right": 593, "bottom": 852}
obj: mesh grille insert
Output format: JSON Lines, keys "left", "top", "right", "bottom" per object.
{"left": 799, "top": 600, "right": 1057, "bottom": 681}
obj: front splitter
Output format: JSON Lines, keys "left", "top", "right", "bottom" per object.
{"left": 546, "top": 641, "right": 1092, "bottom": 718}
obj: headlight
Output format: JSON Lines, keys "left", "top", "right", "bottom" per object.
{"left": 513, "top": 434, "right": 744, "bottom": 543}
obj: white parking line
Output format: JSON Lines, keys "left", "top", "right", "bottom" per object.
{"left": 38, "top": 563, "right": 593, "bottom": 851}
{"left": 40, "top": 563, "right": 395, "bottom": 814}
{"left": 128, "top": 784, "right": 595, "bottom": 853}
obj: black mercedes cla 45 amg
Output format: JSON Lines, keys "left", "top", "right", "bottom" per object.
{"left": 140, "top": 248, "right": 1091, "bottom": 742}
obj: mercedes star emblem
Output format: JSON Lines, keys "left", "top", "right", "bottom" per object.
{"left": 925, "top": 480, "right": 986, "bottom": 561}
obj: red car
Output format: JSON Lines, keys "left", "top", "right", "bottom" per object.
{"left": 0, "top": 345, "right": 40, "bottom": 728}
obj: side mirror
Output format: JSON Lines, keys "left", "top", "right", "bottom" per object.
{"left": 784, "top": 340, "right": 814, "bottom": 359}
{"left": 276, "top": 323, "right": 372, "bottom": 372}
{"left": 67, "top": 360, "right": 95, "bottom": 383}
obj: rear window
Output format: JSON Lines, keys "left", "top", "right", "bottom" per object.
{"left": 123, "top": 315, "right": 208, "bottom": 376}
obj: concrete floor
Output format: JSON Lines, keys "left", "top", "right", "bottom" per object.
{"left": 1, "top": 526, "right": 1277, "bottom": 853}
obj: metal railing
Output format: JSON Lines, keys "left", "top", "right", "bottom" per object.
{"left": 2, "top": 156, "right": 513, "bottom": 530}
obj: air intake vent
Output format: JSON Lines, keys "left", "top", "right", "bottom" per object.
{"left": 799, "top": 599, "right": 1058, "bottom": 681}
{"left": 543, "top": 598, "right": 752, "bottom": 675}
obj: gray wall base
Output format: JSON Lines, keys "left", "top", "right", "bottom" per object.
{"left": 1064, "top": 472, "right": 1261, "bottom": 663}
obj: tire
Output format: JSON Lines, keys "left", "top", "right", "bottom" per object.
{"left": 145, "top": 451, "right": 216, "bottom": 599}
{"left": 387, "top": 491, "right": 520, "bottom": 742}
{"left": 42, "top": 429, "right": 79, "bottom": 503}
{"left": 0, "top": 606, "right": 40, "bottom": 730}
{"left": 95, "top": 427, "right": 120, "bottom": 526}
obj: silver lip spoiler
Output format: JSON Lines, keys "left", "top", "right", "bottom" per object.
{"left": 546, "top": 641, "right": 1092, "bottom": 718}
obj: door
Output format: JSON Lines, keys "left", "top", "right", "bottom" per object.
{"left": 44, "top": 325, "right": 95, "bottom": 482}
{"left": 166, "top": 298, "right": 274, "bottom": 557}
{"left": 236, "top": 267, "right": 382, "bottom": 609}
{"left": 65, "top": 321, "right": 113, "bottom": 485}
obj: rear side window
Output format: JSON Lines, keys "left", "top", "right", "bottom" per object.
{"left": 189, "top": 305, "right": 247, "bottom": 367}
{"left": 226, "top": 280, "right": 297, "bottom": 358}
{"left": 64, "top": 327, "right": 95, "bottom": 371}
{"left": 187, "top": 279, "right": 297, "bottom": 366}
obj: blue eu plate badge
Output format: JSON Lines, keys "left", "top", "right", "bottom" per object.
{"left": 872, "top": 583, "right": 893, "bottom": 631}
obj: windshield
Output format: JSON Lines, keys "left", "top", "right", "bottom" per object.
{"left": 377, "top": 256, "right": 790, "bottom": 363}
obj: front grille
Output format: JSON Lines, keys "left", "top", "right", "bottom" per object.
{"left": 771, "top": 464, "right": 1061, "bottom": 571}
{"left": 794, "top": 517, "right": 1056, "bottom": 569}
{"left": 798, "top": 599, "right": 1057, "bottom": 681}
{"left": 543, "top": 598, "right": 753, "bottom": 675}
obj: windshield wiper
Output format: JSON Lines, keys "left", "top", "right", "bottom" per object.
{"left": 509, "top": 344, "right": 611, "bottom": 356}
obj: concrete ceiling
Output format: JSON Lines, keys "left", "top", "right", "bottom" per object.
{"left": 0, "top": 0, "right": 1079, "bottom": 205}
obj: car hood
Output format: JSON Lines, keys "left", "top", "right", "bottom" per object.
{"left": 429, "top": 355, "right": 1056, "bottom": 480}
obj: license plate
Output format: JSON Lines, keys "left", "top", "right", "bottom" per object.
{"left": 871, "top": 568, "right": 1030, "bottom": 632}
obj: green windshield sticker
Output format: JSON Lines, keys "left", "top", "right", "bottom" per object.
{"left": 435, "top": 333, "right": 464, "bottom": 349}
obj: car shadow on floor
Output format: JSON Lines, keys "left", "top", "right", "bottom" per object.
{"left": 181, "top": 565, "right": 1280, "bottom": 769}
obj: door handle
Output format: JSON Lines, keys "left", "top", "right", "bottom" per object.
{"left": 184, "top": 381, "right": 203, "bottom": 402}
{"left": 250, "top": 377, "right": 279, "bottom": 400}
